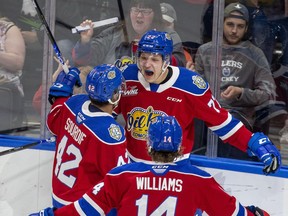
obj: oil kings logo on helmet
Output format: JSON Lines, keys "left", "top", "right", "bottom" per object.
{"left": 108, "top": 124, "right": 122, "bottom": 141}
{"left": 107, "top": 70, "right": 116, "bottom": 79}
{"left": 192, "top": 75, "right": 206, "bottom": 89}
{"left": 126, "top": 106, "right": 167, "bottom": 140}
{"left": 165, "top": 33, "right": 171, "bottom": 40}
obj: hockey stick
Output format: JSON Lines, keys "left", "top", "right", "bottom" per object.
{"left": 117, "top": 0, "right": 129, "bottom": 43}
{"left": 71, "top": 17, "right": 119, "bottom": 34}
{"left": 0, "top": 137, "right": 55, "bottom": 156}
{"left": 32, "top": 0, "right": 69, "bottom": 73}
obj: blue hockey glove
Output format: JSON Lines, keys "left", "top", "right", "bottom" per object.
{"left": 49, "top": 67, "right": 82, "bottom": 104}
{"left": 248, "top": 132, "right": 281, "bottom": 175}
{"left": 29, "top": 207, "right": 55, "bottom": 216}
{"left": 246, "top": 205, "right": 270, "bottom": 216}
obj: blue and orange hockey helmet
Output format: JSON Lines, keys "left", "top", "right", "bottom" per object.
{"left": 147, "top": 116, "right": 182, "bottom": 152}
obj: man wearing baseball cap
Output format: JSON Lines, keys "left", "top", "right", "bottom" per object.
{"left": 194, "top": 2, "right": 276, "bottom": 160}
{"left": 160, "top": 2, "right": 183, "bottom": 52}
{"left": 224, "top": 2, "right": 249, "bottom": 23}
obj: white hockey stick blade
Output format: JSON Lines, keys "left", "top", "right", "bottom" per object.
{"left": 72, "top": 17, "right": 119, "bottom": 34}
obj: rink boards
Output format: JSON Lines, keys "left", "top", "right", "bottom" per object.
{"left": 0, "top": 135, "right": 287, "bottom": 216}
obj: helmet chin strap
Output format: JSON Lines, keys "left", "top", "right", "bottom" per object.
{"left": 153, "top": 59, "right": 170, "bottom": 83}
{"left": 108, "top": 93, "right": 121, "bottom": 107}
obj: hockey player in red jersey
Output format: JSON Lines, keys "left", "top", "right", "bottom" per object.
{"left": 46, "top": 64, "right": 129, "bottom": 208}
{"left": 30, "top": 116, "right": 270, "bottom": 216}
{"left": 113, "top": 29, "right": 281, "bottom": 175}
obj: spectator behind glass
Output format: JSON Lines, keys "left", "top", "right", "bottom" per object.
{"left": 72, "top": 0, "right": 186, "bottom": 69}
{"left": 30, "top": 116, "right": 270, "bottom": 216}
{"left": 0, "top": 16, "right": 26, "bottom": 132}
{"left": 160, "top": 2, "right": 193, "bottom": 63}
{"left": 194, "top": 3, "right": 276, "bottom": 160}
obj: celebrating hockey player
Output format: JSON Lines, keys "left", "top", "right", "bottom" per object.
{"left": 113, "top": 29, "right": 281, "bottom": 175}
{"left": 30, "top": 116, "right": 270, "bottom": 216}
{"left": 46, "top": 64, "right": 128, "bottom": 208}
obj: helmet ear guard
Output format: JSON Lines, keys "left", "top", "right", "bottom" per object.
{"left": 147, "top": 116, "right": 182, "bottom": 152}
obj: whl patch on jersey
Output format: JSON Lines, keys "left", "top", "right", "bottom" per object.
{"left": 192, "top": 75, "right": 206, "bottom": 89}
{"left": 108, "top": 124, "right": 122, "bottom": 141}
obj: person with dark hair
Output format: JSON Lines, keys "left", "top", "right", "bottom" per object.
{"left": 194, "top": 3, "right": 276, "bottom": 160}
{"left": 45, "top": 64, "right": 128, "bottom": 209}
{"left": 72, "top": 0, "right": 186, "bottom": 68}
{"left": 30, "top": 116, "right": 270, "bottom": 216}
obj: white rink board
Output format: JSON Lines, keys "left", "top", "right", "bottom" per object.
{"left": 199, "top": 166, "right": 288, "bottom": 216}
{"left": 0, "top": 147, "right": 287, "bottom": 216}
{"left": 0, "top": 147, "right": 54, "bottom": 216}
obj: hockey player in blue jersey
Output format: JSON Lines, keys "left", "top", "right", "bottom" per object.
{"left": 30, "top": 116, "right": 270, "bottom": 216}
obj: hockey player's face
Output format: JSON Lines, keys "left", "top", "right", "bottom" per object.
{"left": 223, "top": 15, "right": 247, "bottom": 45}
{"left": 130, "top": 7, "right": 154, "bottom": 36}
{"left": 138, "top": 52, "right": 166, "bottom": 83}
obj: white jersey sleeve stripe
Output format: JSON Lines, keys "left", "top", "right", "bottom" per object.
{"left": 219, "top": 121, "right": 243, "bottom": 140}
{"left": 209, "top": 113, "right": 232, "bottom": 131}
{"left": 74, "top": 201, "right": 87, "bottom": 216}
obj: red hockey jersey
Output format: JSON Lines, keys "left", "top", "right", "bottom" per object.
{"left": 54, "top": 159, "right": 255, "bottom": 216}
{"left": 114, "top": 64, "right": 252, "bottom": 162}
{"left": 47, "top": 94, "right": 128, "bottom": 207}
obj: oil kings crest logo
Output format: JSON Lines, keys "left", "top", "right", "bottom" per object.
{"left": 107, "top": 70, "right": 116, "bottom": 79}
{"left": 126, "top": 106, "right": 167, "bottom": 140}
{"left": 192, "top": 75, "right": 206, "bottom": 89}
{"left": 108, "top": 124, "right": 122, "bottom": 141}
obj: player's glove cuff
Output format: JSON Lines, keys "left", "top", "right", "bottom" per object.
{"left": 48, "top": 68, "right": 82, "bottom": 104}
{"left": 246, "top": 205, "right": 270, "bottom": 216}
{"left": 29, "top": 207, "right": 55, "bottom": 216}
{"left": 248, "top": 132, "right": 281, "bottom": 175}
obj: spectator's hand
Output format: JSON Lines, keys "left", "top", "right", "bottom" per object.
{"left": 80, "top": 19, "right": 94, "bottom": 43}
{"left": 29, "top": 207, "right": 55, "bottom": 216}
{"left": 48, "top": 67, "right": 82, "bottom": 104}
{"left": 52, "top": 56, "right": 70, "bottom": 82}
{"left": 246, "top": 205, "right": 270, "bottom": 216}
{"left": 221, "top": 86, "right": 243, "bottom": 100}
{"left": 186, "top": 60, "right": 195, "bottom": 71}
{"left": 248, "top": 132, "right": 281, "bottom": 175}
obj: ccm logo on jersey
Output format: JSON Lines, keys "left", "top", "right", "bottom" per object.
{"left": 167, "top": 97, "right": 182, "bottom": 103}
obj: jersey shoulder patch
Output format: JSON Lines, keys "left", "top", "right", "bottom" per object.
{"left": 89, "top": 118, "right": 126, "bottom": 144}
{"left": 174, "top": 69, "right": 209, "bottom": 95}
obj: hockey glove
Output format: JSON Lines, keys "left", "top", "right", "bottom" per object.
{"left": 248, "top": 132, "right": 281, "bottom": 175}
{"left": 246, "top": 205, "right": 270, "bottom": 216}
{"left": 49, "top": 67, "right": 82, "bottom": 104}
{"left": 29, "top": 207, "right": 55, "bottom": 216}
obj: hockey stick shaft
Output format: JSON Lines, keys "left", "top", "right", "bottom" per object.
{"left": 71, "top": 17, "right": 119, "bottom": 34}
{"left": 0, "top": 137, "right": 55, "bottom": 156}
{"left": 32, "top": 0, "right": 69, "bottom": 73}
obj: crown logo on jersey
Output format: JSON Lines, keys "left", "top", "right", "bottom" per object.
{"left": 192, "top": 75, "right": 206, "bottom": 89}
{"left": 108, "top": 124, "right": 122, "bottom": 141}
